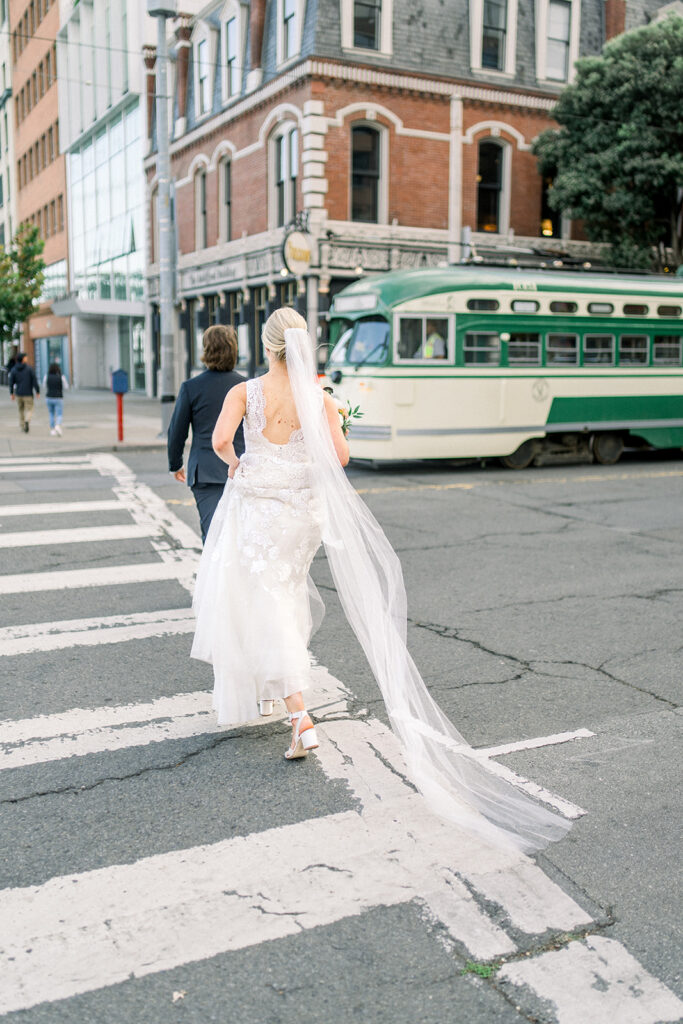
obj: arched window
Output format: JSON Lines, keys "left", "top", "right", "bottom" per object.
{"left": 270, "top": 123, "right": 298, "bottom": 228}
{"left": 219, "top": 156, "right": 232, "bottom": 242}
{"left": 195, "top": 168, "right": 207, "bottom": 249}
{"left": 351, "top": 125, "right": 381, "bottom": 223}
{"left": 476, "top": 141, "right": 504, "bottom": 233}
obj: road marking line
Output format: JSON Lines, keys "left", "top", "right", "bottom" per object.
{"left": 0, "top": 457, "right": 91, "bottom": 465}
{"left": 482, "top": 760, "right": 587, "bottom": 819}
{"left": 0, "top": 675, "right": 595, "bottom": 790}
{"left": 481, "top": 728, "right": 595, "bottom": 758}
{"left": 0, "top": 608, "right": 195, "bottom": 657}
{"left": 500, "top": 936, "right": 683, "bottom": 1024}
{"left": 0, "top": 464, "right": 96, "bottom": 474}
{"left": 1, "top": 692, "right": 600, "bottom": 1015}
{"left": 0, "top": 524, "right": 160, "bottom": 548}
{"left": 91, "top": 453, "right": 202, "bottom": 554}
{"left": 355, "top": 468, "right": 683, "bottom": 496}
{"left": 0, "top": 560, "right": 195, "bottom": 595}
{"left": 0, "top": 500, "right": 123, "bottom": 517}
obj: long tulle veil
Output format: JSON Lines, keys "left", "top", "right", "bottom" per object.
{"left": 285, "top": 327, "right": 571, "bottom": 854}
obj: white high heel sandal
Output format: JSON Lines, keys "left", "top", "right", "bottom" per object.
{"left": 284, "top": 710, "right": 319, "bottom": 760}
{"left": 258, "top": 700, "right": 274, "bottom": 716}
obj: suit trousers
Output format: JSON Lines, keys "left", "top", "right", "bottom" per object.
{"left": 192, "top": 482, "right": 226, "bottom": 544}
{"left": 17, "top": 395, "right": 34, "bottom": 427}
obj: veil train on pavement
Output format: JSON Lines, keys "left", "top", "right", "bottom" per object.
{"left": 285, "top": 326, "right": 572, "bottom": 855}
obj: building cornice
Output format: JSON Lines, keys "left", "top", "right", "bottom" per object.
{"left": 144, "top": 58, "right": 558, "bottom": 169}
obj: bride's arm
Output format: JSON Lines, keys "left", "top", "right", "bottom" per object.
{"left": 323, "top": 391, "right": 350, "bottom": 467}
{"left": 213, "top": 382, "right": 247, "bottom": 476}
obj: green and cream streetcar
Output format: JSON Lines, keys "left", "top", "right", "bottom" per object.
{"left": 325, "top": 267, "right": 683, "bottom": 466}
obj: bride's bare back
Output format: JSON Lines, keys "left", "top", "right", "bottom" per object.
{"left": 260, "top": 373, "right": 302, "bottom": 445}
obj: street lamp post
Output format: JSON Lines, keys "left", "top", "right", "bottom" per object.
{"left": 147, "top": 0, "right": 177, "bottom": 434}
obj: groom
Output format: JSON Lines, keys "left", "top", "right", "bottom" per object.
{"left": 167, "top": 325, "right": 245, "bottom": 543}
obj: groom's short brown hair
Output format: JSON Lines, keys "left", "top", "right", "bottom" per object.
{"left": 202, "top": 325, "right": 238, "bottom": 372}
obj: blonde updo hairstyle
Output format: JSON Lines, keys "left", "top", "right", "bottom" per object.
{"left": 262, "top": 306, "right": 307, "bottom": 362}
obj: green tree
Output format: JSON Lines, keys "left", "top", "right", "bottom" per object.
{"left": 533, "top": 16, "right": 683, "bottom": 270}
{"left": 0, "top": 225, "right": 45, "bottom": 352}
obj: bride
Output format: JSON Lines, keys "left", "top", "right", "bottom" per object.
{"left": 192, "top": 307, "right": 571, "bottom": 854}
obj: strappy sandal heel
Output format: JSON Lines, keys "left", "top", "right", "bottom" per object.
{"left": 258, "top": 699, "right": 274, "bottom": 716}
{"left": 284, "top": 710, "right": 319, "bottom": 760}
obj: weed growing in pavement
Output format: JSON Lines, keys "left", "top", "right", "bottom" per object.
{"left": 461, "top": 960, "right": 501, "bottom": 978}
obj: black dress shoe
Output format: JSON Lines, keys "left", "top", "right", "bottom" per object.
{"left": 23, "top": 422, "right": 29, "bottom": 432}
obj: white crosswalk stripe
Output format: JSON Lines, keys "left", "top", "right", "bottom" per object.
{"left": 0, "top": 454, "right": 680, "bottom": 1023}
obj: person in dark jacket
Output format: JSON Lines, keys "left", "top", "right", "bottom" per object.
{"left": 42, "top": 362, "right": 69, "bottom": 436}
{"left": 167, "top": 324, "right": 245, "bottom": 543}
{"left": 8, "top": 352, "right": 40, "bottom": 433}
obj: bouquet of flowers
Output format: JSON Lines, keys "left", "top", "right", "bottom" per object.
{"left": 338, "top": 400, "right": 363, "bottom": 437}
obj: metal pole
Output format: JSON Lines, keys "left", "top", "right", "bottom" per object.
{"left": 148, "top": 1, "right": 177, "bottom": 434}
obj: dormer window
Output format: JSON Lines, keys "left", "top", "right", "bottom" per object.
{"left": 354, "top": 0, "right": 381, "bottom": 48}
{"left": 221, "top": 2, "right": 246, "bottom": 102}
{"left": 469, "top": 0, "right": 518, "bottom": 76}
{"left": 226, "top": 18, "right": 238, "bottom": 96}
{"left": 195, "top": 36, "right": 211, "bottom": 116}
{"left": 283, "top": 0, "right": 297, "bottom": 58}
{"left": 535, "top": 0, "right": 580, "bottom": 84}
{"left": 341, "top": 0, "right": 393, "bottom": 56}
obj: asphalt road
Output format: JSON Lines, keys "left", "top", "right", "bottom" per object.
{"left": 0, "top": 447, "right": 681, "bottom": 1024}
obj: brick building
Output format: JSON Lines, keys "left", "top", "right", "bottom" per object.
{"left": 145, "top": 0, "right": 668, "bottom": 387}
{"left": 0, "top": 0, "right": 17, "bottom": 259}
{"left": 10, "top": 0, "right": 70, "bottom": 379}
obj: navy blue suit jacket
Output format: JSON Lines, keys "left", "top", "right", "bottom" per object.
{"left": 167, "top": 369, "right": 245, "bottom": 486}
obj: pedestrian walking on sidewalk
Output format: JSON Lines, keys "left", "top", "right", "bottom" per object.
{"left": 8, "top": 352, "right": 40, "bottom": 433}
{"left": 167, "top": 324, "right": 245, "bottom": 543}
{"left": 42, "top": 362, "right": 69, "bottom": 436}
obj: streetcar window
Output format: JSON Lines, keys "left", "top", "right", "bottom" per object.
{"left": 550, "top": 300, "right": 578, "bottom": 313}
{"left": 619, "top": 335, "right": 648, "bottom": 365}
{"left": 398, "top": 318, "right": 422, "bottom": 360}
{"left": 328, "top": 327, "right": 353, "bottom": 365}
{"left": 508, "top": 332, "right": 541, "bottom": 365}
{"left": 464, "top": 332, "right": 500, "bottom": 365}
{"left": 657, "top": 305, "right": 682, "bottom": 317}
{"left": 623, "top": 303, "right": 649, "bottom": 316}
{"left": 467, "top": 298, "right": 499, "bottom": 311}
{"left": 546, "top": 333, "right": 578, "bottom": 365}
{"left": 583, "top": 335, "right": 614, "bottom": 365}
{"left": 346, "top": 317, "right": 390, "bottom": 365}
{"left": 396, "top": 316, "right": 449, "bottom": 361}
{"left": 511, "top": 300, "right": 539, "bottom": 313}
{"left": 588, "top": 302, "right": 614, "bottom": 314}
{"left": 653, "top": 335, "right": 682, "bottom": 365}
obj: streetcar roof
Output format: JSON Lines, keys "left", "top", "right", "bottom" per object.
{"left": 331, "top": 266, "right": 683, "bottom": 313}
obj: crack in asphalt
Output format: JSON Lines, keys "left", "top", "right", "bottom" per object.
{"left": 409, "top": 617, "right": 679, "bottom": 709}
{"left": 0, "top": 714, "right": 360, "bottom": 806}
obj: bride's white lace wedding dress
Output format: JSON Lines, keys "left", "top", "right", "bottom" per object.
{"left": 191, "top": 377, "right": 323, "bottom": 725}
{"left": 192, "top": 327, "right": 572, "bottom": 854}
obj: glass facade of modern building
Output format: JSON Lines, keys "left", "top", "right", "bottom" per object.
{"left": 68, "top": 100, "right": 144, "bottom": 305}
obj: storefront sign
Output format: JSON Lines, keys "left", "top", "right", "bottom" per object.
{"left": 283, "top": 231, "right": 315, "bottom": 276}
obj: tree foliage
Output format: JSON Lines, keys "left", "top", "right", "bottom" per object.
{"left": 533, "top": 16, "right": 683, "bottom": 270}
{"left": 0, "top": 225, "right": 45, "bottom": 349}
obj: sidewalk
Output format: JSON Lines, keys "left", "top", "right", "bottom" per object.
{"left": 0, "top": 389, "right": 167, "bottom": 456}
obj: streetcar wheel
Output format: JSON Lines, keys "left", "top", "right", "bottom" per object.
{"left": 592, "top": 432, "right": 624, "bottom": 465}
{"left": 500, "top": 440, "right": 537, "bottom": 470}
